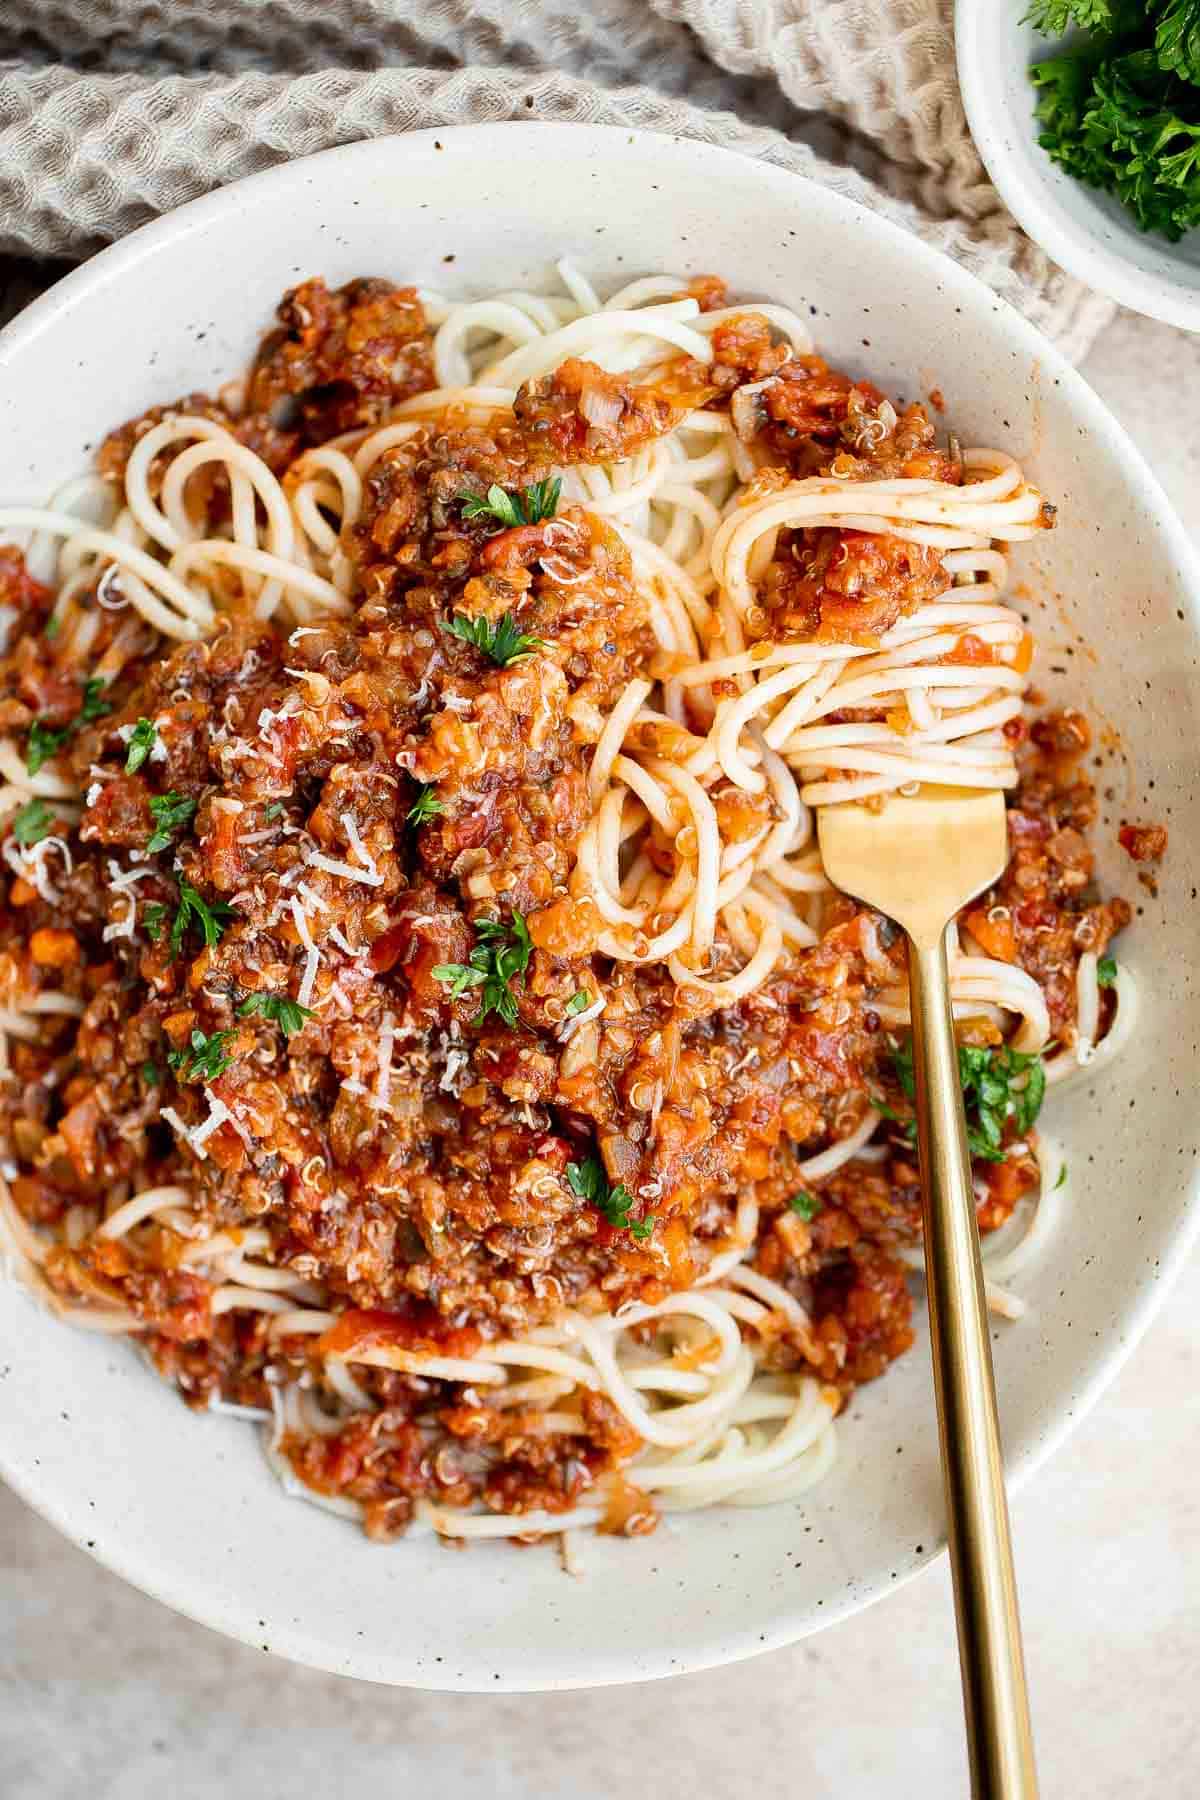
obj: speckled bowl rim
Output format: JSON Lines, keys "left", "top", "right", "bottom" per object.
{"left": 1, "top": 124, "right": 1198, "bottom": 1689}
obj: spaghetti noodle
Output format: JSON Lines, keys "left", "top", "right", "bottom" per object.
{"left": 0, "top": 264, "right": 1138, "bottom": 1549}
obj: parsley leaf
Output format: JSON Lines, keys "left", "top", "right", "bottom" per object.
{"left": 442, "top": 611, "right": 544, "bottom": 668}
{"left": 169, "top": 882, "right": 236, "bottom": 956}
{"left": 124, "top": 718, "right": 158, "bottom": 774}
{"left": 1031, "top": 9, "right": 1200, "bottom": 244}
{"left": 567, "top": 1155, "right": 655, "bottom": 1241}
{"left": 565, "top": 990, "right": 592, "bottom": 1016}
{"left": 238, "top": 992, "right": 315, "bottom": 1037}
{"left": 141, "top": 1060, "right": 162, "bottom": 1087}
{"left": 432, "top": 910, "right": 533, "bottom": 1028}
{"left": 11, "top": 799, "right": 51, "bottom": 847}
{"left": 167, "top": 1027, "right": 234, "bottom": 1085}
{"left": 1024, "top": 1, "right": 1125, "bottom": 31}
{"left": 460, "top": 478, "right": 562, "bottom": 528}
{"left": 26, "top": 677, "right": 120, "bottom": 778}
{"left": 891, "top": 1038, "right": 1046, "bottom": 1164}
{"left": 146, "top": 791, "right": 196, "bottom": 855}
{"left": 407, "top": 784, "right": 445, "bottom": 827}
{"left": 1097, "top": 953, "right": 1118, "bottom": 987}
{"left": 26, "top": 721, "right": 68, "bottom": 777}
{"left": 788, "top": 1191, "right": 821, "bottom": 1222}
{"left": 79, "top": 678, "right": 113, "bottom": 723}
{"left": 143, "top": 902, "right": 168, "bottom": 942}
{"left": 1158, "top": 0, "right": 1200, "bottom": 82}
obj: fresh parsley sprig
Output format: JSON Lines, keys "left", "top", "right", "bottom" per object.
{"left": 11, "top": 798, "right": 51, "bottom": 847}
{"left": 460, "top": 478, "right": 562, "bottom": 528}
{"left": 167, "top": 1027, "right": 235, "bottom": 1085}
{"left": 1029, "top": 2, "right": 1200, "bottom": 242}
{"left": 407, "top": 784, "right": 445, "bottom": 827}
{"left": 238, "top": 992, "right": 315, "bottom": 1037}
{"left": 146, "top": 792, "right": 197, "bottom": 855}
{"left": 143, "top": 901, "right": 168, "bottom": 942}
{"left": 567, "top": 1154, "right": 655, "bottom": 1241}
{"left": 24, "top": 676, "right": 114, "bottom": 778}
{"left": 442, "top": 611, "right": 544, "bottom": 668}
{"left": 80, "top": 678, "right": 113, "bottom": 724}
{"left": 891, "top": 1039, "right": 1046, "bottom": 1164}
{"left": 1025, "top": 1, "right": 1128, "bottom": 31}
{"left": 169, "top": 882, "right": 236, "bottom": 956}
{"left": 789, "top": 1191, "right": 821, "bottom": 1222}
{"left": 124, "top": 718, "right": 158, "bottom": 774}
{"left": 26, "top": 721, "right": 68, "bottom": 776}
{"left": 1097, "top": 954, "right": 1118, "bottom": 987}
{"left": 432, "top": 910, "right": 533, "bottom": 1028}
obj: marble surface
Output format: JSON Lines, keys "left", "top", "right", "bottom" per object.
{"left": 2, "top": 307, "right": 1199, "bottom": 1799}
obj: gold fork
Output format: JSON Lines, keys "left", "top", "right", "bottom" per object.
{"left": 818, "top": 785, "right": 1039, "bottom": 1800}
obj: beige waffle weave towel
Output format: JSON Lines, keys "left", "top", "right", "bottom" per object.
{"left": 0, "top": 0, "right": 1113, "bottom": 358}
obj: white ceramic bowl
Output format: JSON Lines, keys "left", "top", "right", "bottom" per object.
{"left": 1, "top": 124, "right": 1199, "bottom": 1691}
{"left": 957, "top": 1, "right": 1200, "bottom": 330}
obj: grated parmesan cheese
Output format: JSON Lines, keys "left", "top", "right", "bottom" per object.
{"left": 306, "top": 850, "right": 383, "bottom": 888}
{"left": 372, "top": 1013, "right": 395, "bottom": 1112}
{"left": 328, "top": 925, "right": 367, "bottom": 958}
{"left": 191, "top": 1095, "right": 233, "bottom": 1150}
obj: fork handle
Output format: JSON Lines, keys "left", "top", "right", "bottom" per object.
{"left": 907, "top": 929, "right": 1039, "bottom": 1800}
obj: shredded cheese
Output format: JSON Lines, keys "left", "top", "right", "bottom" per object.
{"left": 290, "top": 897, "right": 321, "bottom": 1010}
{"left": 328, "top": 925, "right": 367, "bottom": 958}
{"left": 307, "top": 850, "right": 383, "bottom": 888}
{"left": 558, "top": 994, "right": 606, "bottom": 1044}
{"left": 340, "top": 812, "right": 381, "bottom": 885}
{"left": 192, "top": 1095, "right": 233, "bottom": 1150}
{"left": 372, "top": 1013, "right": 395, "bottom": 1113}
{"left": 439, "top": 1047, "right": 471, "bottom": 1095}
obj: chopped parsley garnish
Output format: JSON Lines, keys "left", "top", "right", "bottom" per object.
{"left": 567, "top": 1155, "right": 655, "bottom": 1241}
{"left": 167, "top": 1027, "right": 235, "bottom": 1085}
{"left": 892, "top": 1038, "right": 1046, "bottom": 1164}
{"left": 407, "top": 784, "right": 445, "bottom": 827}
{"left": 565, "top": 990, "right": 592, "bottom": 1016}
{"left": 142, "top": 1060, "right": 162, "bottom": 1087}
{"left": 25, "top": 678, "right": 118, "bottom": 778}
{"left": 1028, "top": 1, "right": 1200, "bottom": 243}
{"left": 79, "top": 678, "right": 113, "bottom": 723}
{"left": 11, "top": 798, "right": 51, "bottom": 847}
{"left": 143, "top": 902, "right": 168, "bottom": 943}
{"left": 788, "top": 1191, "right": 821, "bottom": 1222}
{"left": 44, "top": 614, "right": 60, "bottom": 640}
{"left": 124, "top": 718, "right": 158, "bottom": 774}
{"left": 146, "top": 791, "right": 197, "bottom": 855}
{"left": 442, "top": 611, "right": 544, "bottom": 668}
{"left": 1097, "top": 954, "right": 1118, "bottom": 987}
{"left": 169, "top": 882, "right": 236, "bottom": 956}
{"left": 431, "top": 910, "right": 533, "bottom": 1028}
{"left": 460, "top": 477, "right": 562, "bottom": 528}
{"left": 238, "top": 992, "right": 315, "bottom": 1037}
{"left": 26, "top": 721, "right": 68, "bottom": 776}
{"left": 1054, "top": 1162, "right": 1069, "bottom": 1189}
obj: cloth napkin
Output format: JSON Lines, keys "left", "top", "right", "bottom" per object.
{"left": 0, "top": 0, "right": 1114, "bottom": 358}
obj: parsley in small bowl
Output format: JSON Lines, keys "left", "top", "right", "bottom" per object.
{"left": 957, "top": 0, "right": 1200, "bottom": 327}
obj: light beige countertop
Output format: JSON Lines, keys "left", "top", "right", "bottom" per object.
{"left": 2, "top": 308, "right": 1198, "bottom": 1800}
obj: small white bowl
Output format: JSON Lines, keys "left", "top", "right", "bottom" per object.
{"left": 957, "top": 0, "right": 1200, "bottom": 329}
{"left": 1, "top": 123, "right": 1199, "bottom": 1690}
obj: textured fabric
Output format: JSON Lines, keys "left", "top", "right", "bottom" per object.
{"left": 0, "top": 0, "right": 1114, "bottom": 359}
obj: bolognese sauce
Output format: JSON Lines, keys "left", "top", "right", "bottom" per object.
{"left": 0, "top": 269, "right": 1146, "bottom": 1544}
